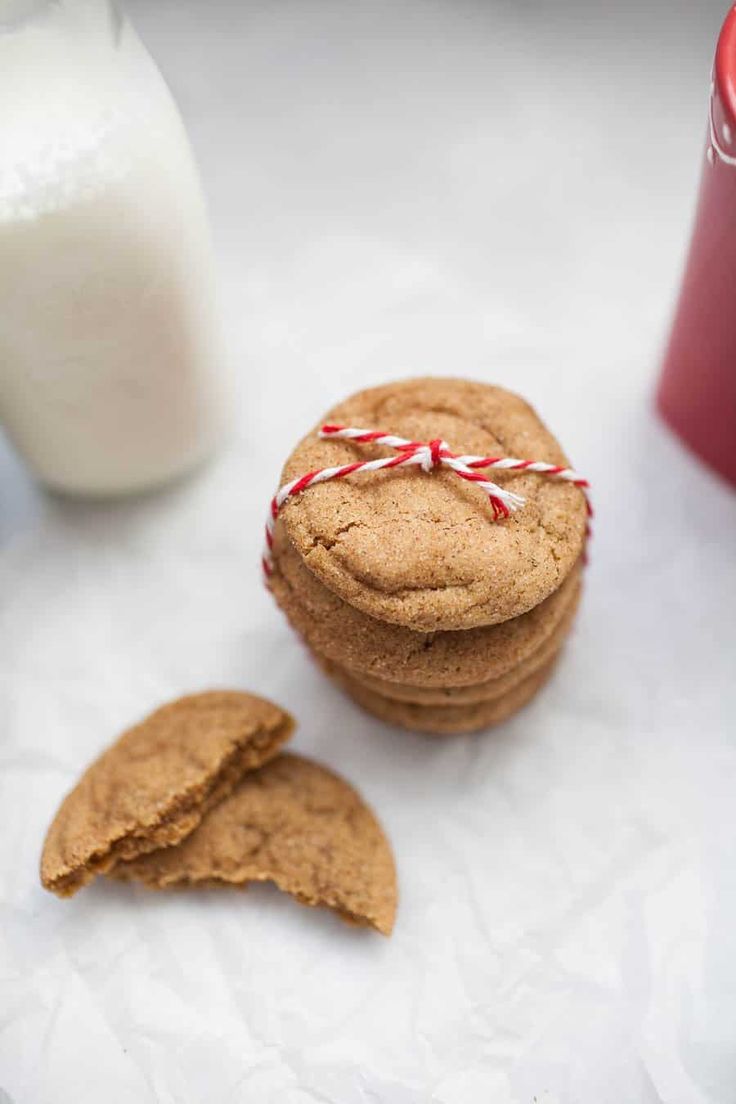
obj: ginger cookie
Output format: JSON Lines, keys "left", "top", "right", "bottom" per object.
{"left": 346, "top": 579, "right": 580, "bottom": 705}
{"left": 41, "top": 691, "right": 294, "bottom": 898}
{"left": 110, "top": 753, "right": 398, "bottom": 936}
{"left": 278, "top": 378, "right": 587, "bottom": 631}
{"left": 328, "top": 658, "right": 558, "bottom": 735}
{"left": 270, "top": 520, "right": 581, "bottom": 688}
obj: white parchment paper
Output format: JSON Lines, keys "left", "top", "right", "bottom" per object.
{"left": 2, "top": 2, "right": 736, "bottom": 1101}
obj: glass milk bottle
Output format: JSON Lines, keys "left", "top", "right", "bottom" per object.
{"left": 0, "top": 0, "right": 229, "bottom": 495}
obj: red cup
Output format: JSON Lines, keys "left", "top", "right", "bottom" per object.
{"left": 657, "top": 4, "right": 736, "bottom": 487}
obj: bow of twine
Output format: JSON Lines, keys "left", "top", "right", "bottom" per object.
{"left": 263, "top": 424, "right": 591, "bottom": 577}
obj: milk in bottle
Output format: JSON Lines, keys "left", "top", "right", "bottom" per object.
{"left": 0, "top": 0, "right": 228, "bottom": 495}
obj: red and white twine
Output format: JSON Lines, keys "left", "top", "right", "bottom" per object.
{"left": 263, "top": 424, "right": 591, "bottom": 577}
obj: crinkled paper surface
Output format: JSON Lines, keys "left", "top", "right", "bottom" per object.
{"left": 2, "top": 2, "right": 736, "bottom": 1101}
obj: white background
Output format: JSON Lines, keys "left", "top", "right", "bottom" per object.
{"left": 2, "top": 1, "right": 736, "bottom": 1101}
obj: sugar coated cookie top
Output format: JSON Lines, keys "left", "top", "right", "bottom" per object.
{"left": 279, "top": 378, "right": 587, "bottom": 630}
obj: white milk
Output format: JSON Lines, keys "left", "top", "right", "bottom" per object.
{"left": 0, "top": 0, "right": 229, "bottom": 495}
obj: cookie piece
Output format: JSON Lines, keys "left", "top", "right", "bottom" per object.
{"left": 41, "top": 691, "right": 295, "bottom": 897}
{"left": 110, "top": 753, "right": 398, "bottom": 936}
{"left": 348, "top": 578, "right": 579, "bottom": 704}
{"left": 270, "top": 521, "right": 581, "bottom": 687}
{"left": 279, "top": 378, "right": 587, "bottom": 631}
{"left": 328, "top": 658, "right": 558, "bottom": 735}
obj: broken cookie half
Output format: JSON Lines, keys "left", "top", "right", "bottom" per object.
{"left": 41, "top": 691, "right": 294, "bottom": 897}
{"left": 111, "top": 752, "right": 397, "bottom": 936}
{"left": 40, "top": 691, "right": 397, "bottom": 935}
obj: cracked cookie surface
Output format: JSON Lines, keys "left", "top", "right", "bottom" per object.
{"left": 109, "top": 752, "right": 398, "bottom": 936}
{"left": 270, "top": 521, "right": 581, "bottom": 687}
{"left": 279, "top": 378, "right": 587, "bottom": 631}
{"left": 41, "top": 691, "right": 294, "bottom": 897}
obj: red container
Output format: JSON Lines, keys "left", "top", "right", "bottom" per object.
{"left": 658, "top": 4, "right": 736, "bottom": 487}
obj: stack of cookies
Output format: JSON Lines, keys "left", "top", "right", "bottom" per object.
{"left": 269, "top": 379, "right": 587, "bottom": 735}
